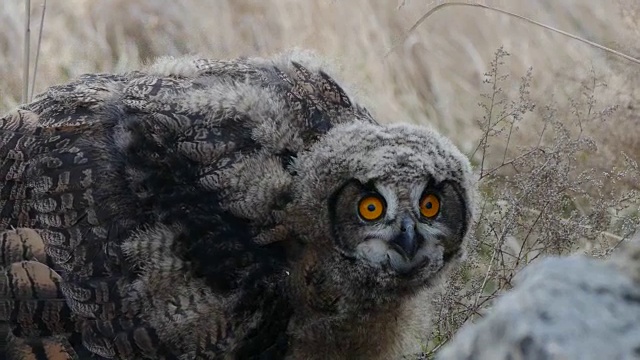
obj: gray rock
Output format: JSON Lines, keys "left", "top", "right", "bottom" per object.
{"left": 437, "top": 252, "right": 640, "bottom": 360}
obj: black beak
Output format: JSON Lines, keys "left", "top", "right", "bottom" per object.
{"left": 391, "top": 217, "right": 418, "bottom": 259}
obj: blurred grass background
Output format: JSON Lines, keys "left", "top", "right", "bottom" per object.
{"left": 1, "top": 0, "right": 638, "bottom": 156}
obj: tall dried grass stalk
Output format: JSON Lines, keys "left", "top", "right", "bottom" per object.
{"left": 21, "top": 0, "right": 30, "bottom": 103}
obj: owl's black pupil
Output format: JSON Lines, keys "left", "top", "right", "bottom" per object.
{"left": 367, "top": 204, "right": 376, "bottom": 212}
{"left": 425, "top": 202, "right": 432, "bottom": 209}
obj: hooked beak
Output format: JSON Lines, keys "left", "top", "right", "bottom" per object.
{"left": 390, "top": 216, "right": 419, "bottom": 259}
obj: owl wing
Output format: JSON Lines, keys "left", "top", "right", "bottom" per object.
{"left": 0, "top": 228, "right": 110, "bottom": 360}
{"left": 0, "top": 68, "right": 233, "bottom": 359}
{"left": 0, "top": 77, "right": 119, "bottom": 358}
{"left": 0, "top": 54, "right": 376, "bottom": 359}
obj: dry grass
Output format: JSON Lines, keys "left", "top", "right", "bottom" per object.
{"left": 0, "top": 1, "right": 636, "bottom": 148}
{"left": 425, "top": 46, "right": 639, "bottom": 356}
{"left": 2, "top": 0, "right": 639, "bottom": 357}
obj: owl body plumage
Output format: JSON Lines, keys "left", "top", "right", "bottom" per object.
{"left": 0, "top": 50, "right": 475, "bottom": 359}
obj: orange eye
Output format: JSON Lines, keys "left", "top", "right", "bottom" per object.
{"left": 358, "top": 195, "right": 385, "bottom": 221}
{"left": 420, "top": 194, "right": 440, "bottom": 218}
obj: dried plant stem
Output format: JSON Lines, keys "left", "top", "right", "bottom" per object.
{"left": 386, "top": 2, "right": 640, "bottom": 66}
{"left": 23, "top": 0, "right": 31, "bottom": 104}
{"left": 479, "top": 59, "right": 499, "bottom": 179}
{"left": 523, "top": 207, "right": 627, "bottom": 242}
{"left": 473, "top": 245, "right": 499, "bottom": 311}
{"left": 30, "top": 0, "right": 47, "bottom": 102}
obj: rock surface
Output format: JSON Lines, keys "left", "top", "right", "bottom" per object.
{"left": 437, "top": 241, "right": 640, "bottom": 360}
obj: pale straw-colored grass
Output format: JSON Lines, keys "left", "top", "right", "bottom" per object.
{"left": 1, "top": 1, "right": 637, "bottom": 151}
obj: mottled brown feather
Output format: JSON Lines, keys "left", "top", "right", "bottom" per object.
{"left": 0, "top": 229, "right": 79, "bottom": 360}
{"left": 0, "top": 50, "right": 475, "bottom": 360}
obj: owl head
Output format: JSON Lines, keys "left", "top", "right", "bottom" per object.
{"left": 287, "top": 121, "right": 475, "bottom": 306}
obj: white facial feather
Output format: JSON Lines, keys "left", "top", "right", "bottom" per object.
{"left": 375, "top": 183, "right": 399, "bottom": 220}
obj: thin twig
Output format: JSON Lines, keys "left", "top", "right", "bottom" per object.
{"left": 471, "top": 243, "right": 498, "bottom": 312}
{"left": 385, "top": 2, "right": 640, "bottom": 66}
{"left": 23, "top": 0, "right": 31, "bottom": 104}
{"left": 480, "top": 147, "right": 543, "bottom": 179}
{"left": 30, "top": 0, "right": 47, "bottom": 102}
{"left": 479, "top": 62, "right": 498, "bottom": 178}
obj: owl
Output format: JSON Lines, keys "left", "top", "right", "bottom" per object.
{"left": 0, "top": 49, "right": 475, "bottom": 359}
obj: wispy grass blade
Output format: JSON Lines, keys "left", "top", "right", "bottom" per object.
{"left": 30, "top": 0, "right": 47, "bottom": 102}
{"left": 386, "top": 2, "right": 640, "bottom": 66}
{"left": 22, "top": 0, "right": 31, "bottom": 104}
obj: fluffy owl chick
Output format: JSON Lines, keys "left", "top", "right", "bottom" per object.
{"left": 281, "top": 121, "right": 475, "bottom": 359}
{"left": 0, "top": 50, "right": 475, "bottom": 359}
